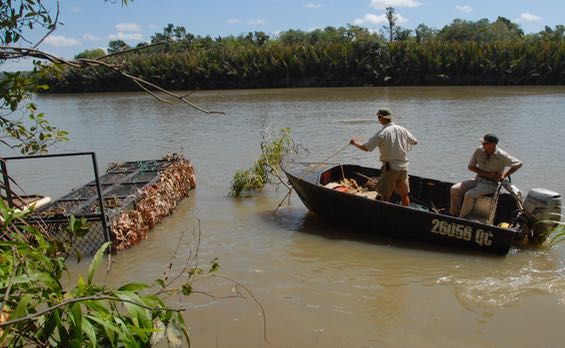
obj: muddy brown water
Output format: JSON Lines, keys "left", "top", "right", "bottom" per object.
{"left": 7, "top": 86, "right": 565, "bottom": 347}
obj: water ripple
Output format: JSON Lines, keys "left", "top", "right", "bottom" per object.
{"left": 439, "top": 264, "right": 565, "bottom": 307}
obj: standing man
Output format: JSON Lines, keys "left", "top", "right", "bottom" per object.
{"left": 350, "top": 108, "right": 418, "bottom": 206}
{"left": 450, "top": 133, "right": 522, "bottom": 218}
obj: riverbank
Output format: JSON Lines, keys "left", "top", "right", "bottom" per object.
{"left": 36, "top": 40, "right": 565, "bottom": 94}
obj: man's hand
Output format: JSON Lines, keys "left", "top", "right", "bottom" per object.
{"left": 350, "top": 138, "right": 368, "bottom": 151}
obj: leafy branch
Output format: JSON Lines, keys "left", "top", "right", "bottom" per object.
{"left": 0, "top": 200, "right": 266, "bottom": 346}
{"left": 229, "top": 127, "right": 307, "bottom": 197}
{"left": 0, "top": 0, "right": 224, "bottom": 155}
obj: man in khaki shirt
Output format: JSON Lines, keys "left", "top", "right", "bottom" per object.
{"left": 450, "top": 133, "right": 522, "bottom": 218}
{"left": 350, "top": 108, "right": 418, "bottom": 206}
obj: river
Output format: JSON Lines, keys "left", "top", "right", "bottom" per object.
{"left": 8, "top": 86, "right": 565, "bottom": 347}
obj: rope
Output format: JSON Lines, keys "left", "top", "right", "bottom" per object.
{"left": 274, "top": 143, "right": 351, "bottom": 215}
{"left": 487, "top": 182, "right": 503, "bottom": 225}
{"left": 302, "top": 143, "right": 351, "bottom": 177}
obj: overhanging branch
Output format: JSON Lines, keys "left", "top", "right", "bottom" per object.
{"left": 0, "top": 46, "right": 225, "bottom": 115}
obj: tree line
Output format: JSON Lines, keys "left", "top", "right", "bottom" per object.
{"left": 41, "top": 9, "right": 565, "bottom": 92}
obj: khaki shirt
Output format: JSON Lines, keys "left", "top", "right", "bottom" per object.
{"left": 469, "top": 146, "right": 522, "bottom": 177}
{"left": 364, "top": 123, "right": 418, "bottom": 171}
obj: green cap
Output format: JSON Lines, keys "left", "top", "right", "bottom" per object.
{"left": 377, "top": 108, "right": 392, "bottom": 119}
{"left": 480, "top": 133, "right": 499, "bottom": 144}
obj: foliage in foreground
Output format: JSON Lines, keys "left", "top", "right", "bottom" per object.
{"left": 546, "top": 220, "right": 565, "bottom": 249}
{"left": 0, "top": 198, "right": 220, "bottom": 347}
{"left": 230, "top": 127, "right": 304, "bottom": 197}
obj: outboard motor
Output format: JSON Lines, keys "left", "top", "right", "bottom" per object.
{"left": 521, "top": 188, "right": 562, "bottom": 243}
{"left": 498, "top": 181, "right": 561, "bottom": 243}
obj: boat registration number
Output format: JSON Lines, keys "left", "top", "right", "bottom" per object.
{"left": 431, "top": 218, "right": 493, "bottom": 246}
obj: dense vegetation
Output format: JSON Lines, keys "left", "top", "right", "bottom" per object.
{"left": 39, "top": 16, "right": 565, "bottom": 92}
{"left": 0, "top": 199, "right": 219, "bottom": 346}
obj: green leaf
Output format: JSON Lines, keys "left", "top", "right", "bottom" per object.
{"left": 85, "top": 314, "right": 121, "bottom": 344}
{"left": 38, "top": 313, "right": 58, "bottom": 344}
{"left": 75, "top": 275, "right": 87, "bottom": 296}
{"left": 115, "top": 291, "right": 152, "bottom": 329}
{"left": 82, "top": 300, "right": 110, "bottom": 315}
{"left": 81, "top": 317, "right": 97, "bottom": 348}
{"left": 117, "top": 282, "right": 149, "bottom": 292}
{"left": 209, "top": 258, "right": 220, "bottom": 272}
{"left": 34, "top": 272, "right": 61, "bottom": 289}
{"left": 69, "top": 303, "right": 83, "bottom": 341}
{"left": 140, "top": 294, "right": 165, "bottom": 309}
{"left": 181, "top": 284, "right": 192, "bottom": 296}
{"left": 13, "top": 294, "right": 35, "bottom": 320}
{"left": 87, "top": 242, "right": 111, "bottom": 285}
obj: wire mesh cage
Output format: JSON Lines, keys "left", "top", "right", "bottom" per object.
{"left": 3, "top": 153, "right": 195, "bottom": 256}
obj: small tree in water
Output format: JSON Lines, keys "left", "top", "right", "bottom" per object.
{"left": 230, "top": 127, "right": 305, "bottom": 197}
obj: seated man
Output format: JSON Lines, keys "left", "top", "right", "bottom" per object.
{"left": 450, "top": 133, "right": 522, "bottom": 219}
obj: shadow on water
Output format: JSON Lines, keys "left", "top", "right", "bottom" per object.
{"left": 262, "top": 206, "right": 503, "bottom": 258}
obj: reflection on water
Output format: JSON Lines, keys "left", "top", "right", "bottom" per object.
{"left": 16, "top": 86, "right": 565, "bottom": 347}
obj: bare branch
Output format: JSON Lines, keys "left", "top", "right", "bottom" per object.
{"left": 0, "top": 46, "right": 225, "bottom": 115}
{"left": 32, "top": 1, "right": 61, "bottom": 50}
{"left": 0, "top": 247, "right": 18, "bottom": 317}
{"left": 98, "top": 42, "right": 165, "bottom": 60}
{"left": 132, "top": 80, "right": 173, "bottom": 104}
{"left": 211, "top": 274, "right": 268, "bottom": 342}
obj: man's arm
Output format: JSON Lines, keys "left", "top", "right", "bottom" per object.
{"left": 468, "top": 164, "right": 500, "bottom": 180}
{"left": 502, "top": 162, "right": 522, "bottom": 180}
{"left": 467, "top": 149, "right": 500, "bottom": 180}
{"left": 350, "top": 138, "right": 369, "bottom": 152}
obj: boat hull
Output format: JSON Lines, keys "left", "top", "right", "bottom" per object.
{"left": 283, "top": 162, "right": 519, "bottom": 255}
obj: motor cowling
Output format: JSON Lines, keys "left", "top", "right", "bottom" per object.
{"left": 522, "top": 188, "right": 562, "bottom": 243}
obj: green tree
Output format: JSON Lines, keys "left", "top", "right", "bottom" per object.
{"left": 243, "top": 31, "right": 270, "bottom": 46}
{"left": 492, "top": 16, "right": 524, "bottom": 40}
{"left": 278, "top": 29, "right": 309, "bottom": 45}
{"left": 395, "top": 28, "right": 413, "bottom": 41}
{"left": 150, "top": 24, "right": 193, "bottom": 44}
{"left": 151, "top": 23, "right": 175, "bottom": 44}
{"left": 535, "top": 25, "right": 565, "bottom": 41}
{"left": 345, "top": 24, "right": 378, "bottom": 43}
{"left": 415, "top": 24, "right": 437, "bottom": 43}
{"left": 383, "top": 7, "right": 398, "bottom": 42}
{"left": 75, "top": 48, "right": 106, "bottom": 59}
{"left": 438, "top": 17, "right": 523, "bottom": 42}
{"left": 107, "top": 39, "right": 130, "bottom": 53}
